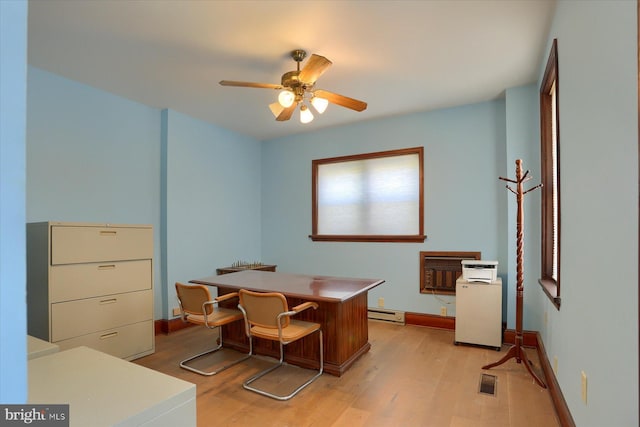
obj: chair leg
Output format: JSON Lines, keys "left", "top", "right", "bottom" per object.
{"left": 243, "top": 330, "right": 323, "bottom": 400}
{"left": 179, "top": 327, "right": 251, "bottom": 376}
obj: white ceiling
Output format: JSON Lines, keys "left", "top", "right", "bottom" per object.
{"left": 27, "top": 0, "right": 556, "bottom": 141}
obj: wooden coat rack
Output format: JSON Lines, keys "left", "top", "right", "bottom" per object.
{"left": 482, "top": 159, "right": 546, "bottom": 388}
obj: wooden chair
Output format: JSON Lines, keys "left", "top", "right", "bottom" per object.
{"left": 237, "top": 289, "right": 323, "bottom": 400}
{"left": 174, "top": 282, "right": 251, "bottom": 376}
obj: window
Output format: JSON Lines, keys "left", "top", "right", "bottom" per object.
{"left": 310, "top": 147, "right": 425, "bottom": 242}
{"left": 539, "top": 39, "right": 561, "bottom": 309}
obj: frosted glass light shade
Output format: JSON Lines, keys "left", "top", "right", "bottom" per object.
{"left": 311, "top": 96, "right": 329, "bottom": 114}
{"left": 278, "top": 90, "right": 295, "bottom": 108}
{"left": 300, "top": 105, "right": 314, "bottom": 124}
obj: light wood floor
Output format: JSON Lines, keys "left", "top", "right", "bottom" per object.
{"left": 134, "top": 321, "right": 560, "bottom": 427}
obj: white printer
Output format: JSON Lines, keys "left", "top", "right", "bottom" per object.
{"left": 461, "top": 260, "right": 498, "bottom": 283}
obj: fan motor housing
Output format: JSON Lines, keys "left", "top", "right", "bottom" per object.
{"left": 281, "top": 71, "right": 301, "bottom": 88}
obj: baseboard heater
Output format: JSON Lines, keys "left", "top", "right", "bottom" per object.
{"left": 367, "top": 308, "right": 406, "bottom": 325}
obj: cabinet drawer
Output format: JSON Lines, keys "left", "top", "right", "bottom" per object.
{"left": 50, "top": 260, "right": 151, "bottom": 303}
{"left": 51, "top": 290, "right": 152, "bottom": 342}
{"left": 55, "top": 321, "right": 154, "bottom": 360}
{"left": 51, "top": 225, "right": 153, "bottom": 265}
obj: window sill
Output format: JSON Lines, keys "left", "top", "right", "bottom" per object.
{"left": 309, "top": 234, "right": 427, "bottom": 243}
{"left": 538, "top": 278, "right": 561, "bottom": 310}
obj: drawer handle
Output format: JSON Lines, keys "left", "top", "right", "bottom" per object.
{"left": 100, "top": 298, "right": 117, "bottom": 305}
{"left": 100, "top": 332, "right": 118, "bottom": 340}
{"left": 98, "top": 264, "right": 116, "bottom": 270}
{"left": 99, "top": 230, "right": 117, "bottom": 237}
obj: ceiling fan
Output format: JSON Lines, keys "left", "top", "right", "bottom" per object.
{"left": 219, "top": 49, "right": 367, "bottom": 124}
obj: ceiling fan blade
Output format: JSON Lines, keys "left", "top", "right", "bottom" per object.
{"left": 276, "top": 104, "right": 296, "bottom": 121}
{"left": 314, "top": 89, "right": 367, "bottom": 112}
{"left": 298, "top": 54, "right": 332, "bottom": 84}
{"left": 219, "top": 80, "right": 282, "bottom": 89}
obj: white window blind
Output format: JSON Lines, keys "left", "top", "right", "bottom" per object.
{"left": 311, "top": 147, "right": 424, "bottom": 242}
{"left": 538, "top": 38, "right": 560, "bottom": 308}
{"left": 550, "top": 81, "right": 559, "bottom": 281}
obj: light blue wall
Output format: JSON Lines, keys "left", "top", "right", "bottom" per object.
{"left": 261, "top": 101, "right": 506, "bottom": 316}
{"left": 162, "top": 109, "right": 262, "bottom": 310}
{"left": 16, "top": 2, "right": 639, "bottom": 424}
{"left": 26, "top": 66, "right": 164, "bottom": 316}
{"left": 539, "top": 1, "right": 638, "bottom": 426}
{"left": 26, "top": 68, "right": 161, "bottom": 224}
{"left": 0, "top": 0, "right": 28, "bottom": 404}
{"left": 26, "top": 69, "right": 263, "bottom": 320}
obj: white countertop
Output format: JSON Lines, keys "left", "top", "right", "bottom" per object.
{"left": 29, "top": 346, "right": 196, "bottom": 427}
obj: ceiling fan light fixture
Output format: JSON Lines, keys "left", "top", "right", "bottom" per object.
{"left": 278, "top": 90, "right": 295, "bottom": 108}
{"left": 300, "top": 104, "right": 314, "bottom": 124}
{"left": 220, "top": 50, "right": 367, "bottom": 124}
{"left": 311, "top": 96, "right": 329, "bottom": 114}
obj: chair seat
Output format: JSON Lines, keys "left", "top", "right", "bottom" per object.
{"left": 175, "top": 284, "right": 250, "bottom": 376}
{"left": 250, "top": 319, "right": 320, "bottom": 342}
{"left": 237, "top": 289, "right": 323, "bottom": 400}
{"left": 187, "top": 307, "right": 243, "bottom": 326}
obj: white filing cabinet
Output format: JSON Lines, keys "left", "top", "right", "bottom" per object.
{"left": 454, "top": 277, "right": 502, "bottom": 350}
{"left": 27, "top": 222, "right": 155, "bottom": 360}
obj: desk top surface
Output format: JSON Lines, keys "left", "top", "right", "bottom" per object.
{"left": 190, "top": 270, "right": 384, "bottom": 302}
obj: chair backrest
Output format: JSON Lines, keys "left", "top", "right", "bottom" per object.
{"left": 175, "top": 283, "right": 213, "bottom": 316}
{"left": 238, "top": 289, "right": 289, "bottom": 329}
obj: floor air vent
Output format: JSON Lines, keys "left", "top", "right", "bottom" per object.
{"left": 367, "top": 308, "right": 405, "bottom": 325}
{"left": 479, "top": 373, "right": 497, "bottom": 396}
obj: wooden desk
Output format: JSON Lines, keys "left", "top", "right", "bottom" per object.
{"left": 190, "top": 270, "right": 384, "bottom": 376}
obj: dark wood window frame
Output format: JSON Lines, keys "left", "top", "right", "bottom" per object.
{"left": 310, "top": 147, "right": 426, "bottom": 243}
{"left": 539, "top": 38, "right": 562, "bottom": 309}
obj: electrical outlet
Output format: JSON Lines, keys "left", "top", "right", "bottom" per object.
{"left": 553, "top": 356, "right": 558, "bottom": 375}
{"left": 172, "top": 307, "right": 181, "bottom": 317}
{"left": 581, "top": 371, "right": 588, "bottom": 404}
{"left": 440, "top": 306, "right": 447, "bottom": 317}
{"left": 378, "top": 297, "right": 384, "bottom": 308}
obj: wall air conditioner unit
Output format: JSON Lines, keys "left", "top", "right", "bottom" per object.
{"left": 367, "top": 308, "right": 405, "bottom": 325}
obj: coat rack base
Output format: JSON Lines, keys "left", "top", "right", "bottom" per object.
{"left": 482, "top": 335, "right": 547, "bottom": 388}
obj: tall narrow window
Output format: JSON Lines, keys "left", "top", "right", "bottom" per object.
{"left": 310, "top": 147, "right": 425, "bottom": 242}
{"left": 539, "top": 39, "right": 561, "bottom": 308}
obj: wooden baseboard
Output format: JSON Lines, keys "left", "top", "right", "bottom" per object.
{"left": 534, "top": 331, "right": 576, "bottom": 427}
{"left": 405, "top": 311, "right": 456, "bottom": 330}
{"left": 405, "top": 312, "right": 539, "bottom": 347}
{"left": 154, "top": 318, "right": 195, "bottom": 335}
